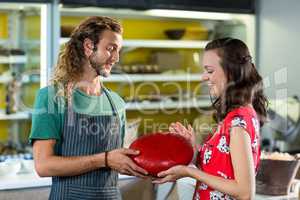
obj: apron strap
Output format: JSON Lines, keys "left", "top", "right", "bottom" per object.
{"left": 102, "top": 87, "right": 124, "bottom": 145}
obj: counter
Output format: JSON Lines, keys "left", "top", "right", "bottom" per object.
{"left": 0, "top": 172, "right": 155, "bottom": 200}
{"left": 0, "top": 172, "right": 299, "bottom": 200}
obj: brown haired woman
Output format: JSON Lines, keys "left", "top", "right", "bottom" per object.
{"left": 153, "top": 38, "right": 268, "bottom": 200}
{"left": 29, "top": 16, "right": 147, "bottom": 199}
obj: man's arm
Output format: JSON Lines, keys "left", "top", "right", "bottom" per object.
{"left": 33, "top": 139, "right": 148, "bottom": 178}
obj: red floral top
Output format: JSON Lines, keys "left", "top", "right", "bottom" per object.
{"left": 193, "top": 106, "right": 260, "bottom": 200}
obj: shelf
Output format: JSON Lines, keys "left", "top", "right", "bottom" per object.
{"left": 0, "top": 55, "right": 27, "bottom": 64}
{"left": 125, "top": 98, "right": 211, "bottom": 110}
{"left": 0, "top": 99, "right": 210, "bottom": 120}
{"left": 0, "top": 74, "right": 40, "bottom": 84}
{"left": 0, "top": 39, "right": 9, "bottom": 46}
{"left": 103, "top": 73, "right": 203, "bottom": 82}
{"left": 60, "top": 7, "right": 235, "bottom": 21}
{"left": 122, "top": 39, "right": 209, "bottom": 49}
{"left": 0, "top": 74, "right": 199, "bottom": 84}
{"left": 60, "top": 38, "right": 209, "bottom": 49}
{"left": 0, "top": 111, "right": 30, "bottom": 120}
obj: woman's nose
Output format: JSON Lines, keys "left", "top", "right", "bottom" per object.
{"left": 202, "top": 73, "right": 209, "bottom": 82}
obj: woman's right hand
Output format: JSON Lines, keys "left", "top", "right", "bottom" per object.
{"left": 169, "top": 122, "right": 197, "bottom": 152}
{"left": 106, "top": 148, "right": 148, "bottom": 178}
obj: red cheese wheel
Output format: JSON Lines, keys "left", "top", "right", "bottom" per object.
{"left": 129, "top": 132, "right": 193, "bottom": 176}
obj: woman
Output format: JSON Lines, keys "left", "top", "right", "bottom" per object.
{"left": 153, "top": 38, "right": 268, "bottom": 200}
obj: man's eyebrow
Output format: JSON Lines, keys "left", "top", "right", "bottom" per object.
{"left": 108, "top": 42, "right": 121, "bottom": 49}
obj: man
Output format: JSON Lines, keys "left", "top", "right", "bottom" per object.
{"left": 29, "top": 16, "right": 148, "bottom": 200}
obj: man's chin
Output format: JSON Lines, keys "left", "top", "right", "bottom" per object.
{"left": 97, "top": 69, "right": 110, "bottom": 77}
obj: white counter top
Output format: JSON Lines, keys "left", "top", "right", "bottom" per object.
{"left": 0, "top": 172, "right": 51, "bottom": 190}
{"left": 1, "top": 172, "right": 299, "bottom": 200}
{"left": 0, "top": 171, "right": 135, "bottom": 191}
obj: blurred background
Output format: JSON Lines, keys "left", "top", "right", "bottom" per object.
{"left": 0, "top": 0, "right": 299, "bottom": 199}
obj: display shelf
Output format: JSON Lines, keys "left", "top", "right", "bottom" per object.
{"left": 60, "top": 38, "right": 209, "bottom": 49}
{"left": 0, "top": 74, "right": 40, "bottom": 84}
{"left": 0, "top": 110, "right": 30, "bottom": 120}
{"left": 102, "top": 73, "right": 203, "bottom": 82}
{"left": 0, "top": 55, "right": 27, "bottom": 64}
{"left": 1, "top": 73, "right": 200, "bottom": 83}
{"left": 125, "top": 98, "right": 211, "bottom": 110}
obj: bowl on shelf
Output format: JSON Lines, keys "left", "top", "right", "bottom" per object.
{"left": 164, "top": 29, "right": 185, "bottom": 40}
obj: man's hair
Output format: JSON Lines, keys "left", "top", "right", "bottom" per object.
{"left": 51, "top": 16, "right": 122, "bottom": 99}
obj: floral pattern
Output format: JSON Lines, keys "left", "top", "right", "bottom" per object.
{"left": 231, "top": 116, "right": 247, "bottom": 129}
{"left": 252, "top": 117, "right": 260, "bottom": 134}
{"left": 194, "top": 107, "right": 260, "bottom": 200}
{"left": 210, "top": 191, "right": 235, "bottom": 200}
{"left": 217, "top": 136, "right": 230, "bottom": 154}
{"left": 203, "top": 148, "right": 212, "bottom": 164}
{"left": 199, "top": 183, "right": 208, "bottom": 190}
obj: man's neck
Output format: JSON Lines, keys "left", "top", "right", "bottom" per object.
{"left": 77, "top": 73, "right": 102, "bottom": 96}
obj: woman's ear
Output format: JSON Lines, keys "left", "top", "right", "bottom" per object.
{"left": 83, "top": 38, "right": 94, "bottom": 57}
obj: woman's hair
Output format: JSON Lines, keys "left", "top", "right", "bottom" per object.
{"left": 51, "top": 16, "right": 122, "bottom": 99}
{"left": 205, "top": 37, "right": 268, "bottom": 126}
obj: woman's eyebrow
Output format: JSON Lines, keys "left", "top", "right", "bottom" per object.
{"left": 204, "top": 65, "right": 214, "bottom": 70}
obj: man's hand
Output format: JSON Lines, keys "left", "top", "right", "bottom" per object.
{"left": 107, "top": 148, "right": 148, "bottom": 178}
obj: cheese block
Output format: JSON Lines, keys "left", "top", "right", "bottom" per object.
{"left": 129, "top": 132, "right": 193, "bottom": 176}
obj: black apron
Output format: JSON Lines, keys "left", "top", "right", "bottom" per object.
{"left": 49, "top": 88, "right": 122, "bottom": 200}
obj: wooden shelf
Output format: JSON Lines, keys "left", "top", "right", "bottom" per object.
{"left": 0, "top": 55, "right": 27, "bottom": 64}
{"left": 60, "top": 38, "right": 208, "bottom": 49}
{"left": 102, "top": 73, "right": 203, "bottom": 82}
{"left": 0, "top": 111, "right": 30, "bottom": 120}
{"left": 126, "top": 98, "right": 211, "bottom": 110}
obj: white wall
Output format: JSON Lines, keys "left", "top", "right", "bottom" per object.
{"left": 257, "top": 0, "right": 300, "bottom": 99}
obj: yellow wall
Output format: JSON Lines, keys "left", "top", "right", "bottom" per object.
{"left": 0, "top": 12, "right": 8, "bottom": 39}
{"left": 0, "top": 15, "right": 207, "bottom": 142}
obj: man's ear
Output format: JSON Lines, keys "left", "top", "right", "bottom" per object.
{"left": 83, "top": 38, "right": 94, "bottom": 57}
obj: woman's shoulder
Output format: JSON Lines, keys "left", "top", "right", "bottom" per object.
{"left": 223, "top": 106, "right": 259, "bottom": 136}
{"left": 226, "top": 106, "right": 257, "bottom": 120}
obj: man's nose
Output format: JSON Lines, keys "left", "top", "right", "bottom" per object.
{"left": 111, "top": 52, "right": 119, "bottom": 63}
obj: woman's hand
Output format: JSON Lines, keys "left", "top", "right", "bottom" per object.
{"left": 169, "top": 122, "right": 197, "bottom": 152}
{"left": 152, "top": 165, "right": 190, "bottom": 184}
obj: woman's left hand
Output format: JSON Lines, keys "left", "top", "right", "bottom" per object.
{"left": 152, "top": 165, "right": 189, "bottom": 184}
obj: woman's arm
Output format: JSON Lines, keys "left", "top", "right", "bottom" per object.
{"left": 154, "top": 126, "right": 255, "bottom": 200}
{"left": 189, "top": 126, "right": 255, "bottom": 200}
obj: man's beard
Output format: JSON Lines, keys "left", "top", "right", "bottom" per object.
{"left": 88, "top": 53, "right": 109, "bottom": 77}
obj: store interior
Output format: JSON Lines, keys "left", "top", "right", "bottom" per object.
{"left": 0, "top": 0, "right": 300, "bottom": 199}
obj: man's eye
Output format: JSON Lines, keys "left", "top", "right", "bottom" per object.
{"left": 107, "top": 46, "right": 114, "bottom": 51}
